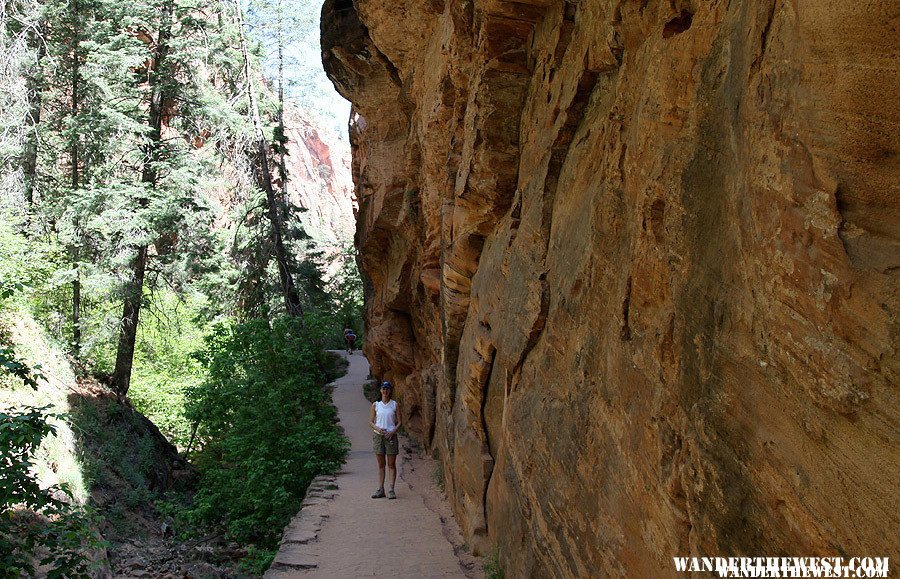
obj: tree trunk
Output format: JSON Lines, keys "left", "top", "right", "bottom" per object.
{"left": 112, "top": 0, "right": 173, "bottom": 395}
{"left": 22, "top": 23, "right": 45, "bottom": 208}
{"left": 259, "top": 137, "right": 304, "bottom": 319}
{"left": 112, "top": 245, "right": 147, "bottom": 394}
{"left": 72, "top": 253, "right": 81, "bottom": 356}
{"left": 70, "top": 12, "right": 81, "bottom": 356}
{"left": 234, "top": 0, "right": 304, "bottom": 320}
{"left": 276, "top": 0, "right": 289, "bottom": 218}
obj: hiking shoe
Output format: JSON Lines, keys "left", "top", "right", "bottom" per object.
{"left": 371, "top": 488, "right": 385, "bottom": 498}
{"left": 387, "top": 489, "right": 396, "bottom": 500}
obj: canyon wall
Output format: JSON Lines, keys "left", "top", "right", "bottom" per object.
{"left": 201, "top": 106, "right": 354, "bottom": 252}
{"left": 283, "top": 108, "right": 356, "bottom": 252}
{"left": 322, "top": 0, "right": 899, "bottom": 575}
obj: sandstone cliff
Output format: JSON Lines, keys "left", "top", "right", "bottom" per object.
{"left": 322, "top": 0, "right": 899, "bottom": 575}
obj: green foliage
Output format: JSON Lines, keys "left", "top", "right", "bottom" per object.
{"left": 0, "top": 406, "right": 57, "bottom": 511}
{"left": 0, "top": 348, "right": 98, "bottom": 578}
{"left": 69, "top": 396, "right": 159, "bottom": 502}
{"left": 0, "top": 344, "right": 44, "bottom": 391}
{"left": 0, "top": 220, "right": 62, "bottom": 311}
{"left": 323, "top": 245, "right": 364, "bottom": 348}
{"left": 0, "top": 407, "right": 97, "bottom": 579}
{"left": 129, "top": 289, "right": 209, "bottom": 448}
{"left": 186, "top": 315, "right": 349, "bottom": 547}
{"left": 239, "top": 545, "right": 277, "bottom": 576}
{"left": 322, "top": 350, "right": 349, "bottom": 383}
{"left": 483, "top": 547, "right": 505, "bottom": 579}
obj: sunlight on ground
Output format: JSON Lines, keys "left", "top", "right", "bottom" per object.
{"left": 1, "top": 312, "right": 89, "bottom": 503}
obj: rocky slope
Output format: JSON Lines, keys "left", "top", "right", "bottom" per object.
{"left": 322, "top": 0, "right": 899, "bottom": 575}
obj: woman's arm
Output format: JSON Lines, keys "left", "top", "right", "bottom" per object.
{"left": 370, "top": 403, "right": 383, "bottom": 434}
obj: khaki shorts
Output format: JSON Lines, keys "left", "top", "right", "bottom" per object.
{"left": 373, "top": 432, "right": 399, "bottom": 455}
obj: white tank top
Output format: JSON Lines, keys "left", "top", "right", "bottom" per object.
{"left": 374, "top": 400, "right": 397, "bottom": 431}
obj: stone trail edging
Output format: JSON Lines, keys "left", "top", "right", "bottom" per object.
{"left": 263, "top": 475, "right": 338, "bottom": 577}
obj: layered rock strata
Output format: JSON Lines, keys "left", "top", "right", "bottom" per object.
{"left": 322, "top": 0, "right": 899, "bottom": 575}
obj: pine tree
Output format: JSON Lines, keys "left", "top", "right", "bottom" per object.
{"left": 41, "top": 0, "right": 100, "bottom": 356}
{"left": 110, "top": 0, "right": 174, "bottom": 394}
{"left": 110, "top": 0, "right": 227, "bottom": 394}
{"left": 21, "top": 20, "right": 45, "bottom": 210}
{"left": 34, "top": 0, "right": 146, "bottom": 357}
{"left": 233, "top": 0, "right": 304, "bottom": 320}
{"left": 0, "top": 0, "right": 43, "bottom": 212}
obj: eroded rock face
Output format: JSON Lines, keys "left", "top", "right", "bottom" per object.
{"left": 322, "top": 0, "right": 899, "bottom": 574}
{"left": 283, "top": 108, "right": 356, "bottom": 253}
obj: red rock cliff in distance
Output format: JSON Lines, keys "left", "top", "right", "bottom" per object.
{"left": 321, "top": 0, "right": 899, "bottom": 575}
{"left": 283, "top": 107, "right": 355, "bottom": 252}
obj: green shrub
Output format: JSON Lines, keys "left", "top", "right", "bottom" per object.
{"left": 0, "top": 220, "right": 60, "bottom": 316}
{"left": 483, "top": 547, "right": 504, "bottom": 579}
{"left": 0, "top": 348, "right": 99, "bottom": 577}
{"left": 239, "top": 546, "right": 277, "bottom": 575}
{"left": 322, "top": 350, "right": 349, "bottom": 383}
{"left": 129, "top": 289, "right": 209, "bottom": 448}
{"left": 186, "top": 315, "right": 349, "bottom": 547}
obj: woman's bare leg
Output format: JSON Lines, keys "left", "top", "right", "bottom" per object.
{"left": 376, "top": 453, "right": 386, "bottom": 489}
{"left": 386, "top": 454, "right": 397, "bottom": 491}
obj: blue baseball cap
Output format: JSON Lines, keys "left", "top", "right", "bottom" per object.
{"left": 380, "top": 381, "right": 392, "bottom": 389}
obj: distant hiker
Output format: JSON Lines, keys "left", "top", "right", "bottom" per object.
{"left": 344, "top": 329, "right": 357, "bottom": 354}
{"left": 369, "top": 380, "right": 400, "bottom": 499}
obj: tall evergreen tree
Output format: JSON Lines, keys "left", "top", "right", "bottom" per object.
{"left": 0, "top": 0, "right": 43, "bottom": 211}
{"left": 41, "top": 0, "right": 100, "bottom": 355}
{"left": 233, "top": 0, "right": 304, "bottom": 320}
{"left": 108, "top": 0, "right": 228, "bottom": 394}
{"left": 110, "top": 0, "right": 174, "bottom": 394}
{"left": 21, "top": 20, "right": 46, "bottom": 210}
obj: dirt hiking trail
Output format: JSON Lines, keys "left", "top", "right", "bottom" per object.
{"left": 265, "top": 352, "right": 481, "bottom": 578}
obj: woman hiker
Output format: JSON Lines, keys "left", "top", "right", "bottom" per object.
{"left": 369, "top": 380, "right": 401, "bottom": 499}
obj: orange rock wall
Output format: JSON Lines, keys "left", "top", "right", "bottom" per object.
{"left": 322, "top": 0, "right": 899, "bottom": 574}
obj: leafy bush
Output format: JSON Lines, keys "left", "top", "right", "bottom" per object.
{"left": 129, "top": 289, "right": 209, "bottom": 448}
{"left": 483, "top": 547, "right": 505, "bottom": 579}
{"left": 186, "top": 315, "right": 349, "bottom": 547}
{"left": 0, "top": 220, "right": 60, "bottom": 315}
{"left": 239, "top": 546, "right": 277, "bottom": 576}
{"left": 0, "top": 346, "right": 99, "bottom": 578}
